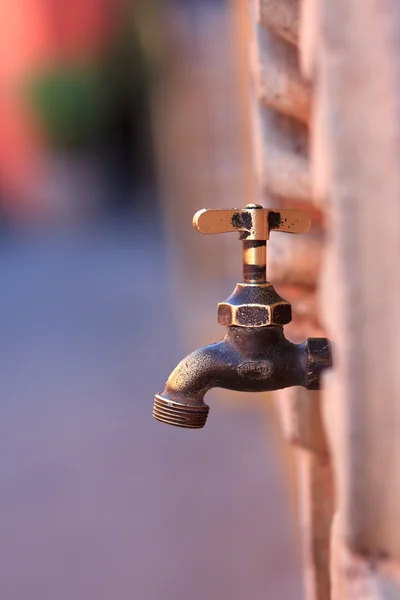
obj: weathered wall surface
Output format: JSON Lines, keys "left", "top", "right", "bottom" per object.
{"left": 246, "top": 2, "right": 333, "bottom": 599}
{"left": 303, "top": 1, "right": 400, "bottom": 598}
{"left": 250, "top": 0, "right": 400, "bottom": 598}
{"left": 157, "top": 2, "right": 400, "bottom": 597}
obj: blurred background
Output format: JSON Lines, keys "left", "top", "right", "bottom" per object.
{"left": 0, "top": 0, "right": 304, "bottom": 598}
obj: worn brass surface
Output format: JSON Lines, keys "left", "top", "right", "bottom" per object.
{"left": 153, "top": 203, "right": 332, "bottom": 429}
{"left": 194, "top": 203, "right": 310, "bottom": 286}
{"left": 153, "top": 395, "right": 209, "bottom": 429}
{"left": 242, "top": 240, "right": 267, "bottom": 283}
{"left": 193, "top": 206, "right": 310, "bottom": 240}
{"left": 243, "top": 245, "right": 266, "bottom": 266}
{"left": 217, "top": 282, "right": 291, "bottom": 327}
{"left": 154, "top": 326, "right": 331, "bottom": 429}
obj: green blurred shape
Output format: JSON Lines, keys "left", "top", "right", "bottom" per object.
{"left": 26, "top": 63, "right": 114, "bottom": 151}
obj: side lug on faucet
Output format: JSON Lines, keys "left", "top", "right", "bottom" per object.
{"left": 153, "top": 204, "right": 332, "bottom": 429}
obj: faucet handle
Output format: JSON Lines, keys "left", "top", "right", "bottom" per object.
{"left": 193, "top": 204, "right": 310, "bottom": 241}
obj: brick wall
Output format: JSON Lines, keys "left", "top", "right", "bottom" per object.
{"left": 249, "top": 1, "right": 400, "bottom": 599}
{"left": 247, "top": 1, "right": 332, "bottom": 598}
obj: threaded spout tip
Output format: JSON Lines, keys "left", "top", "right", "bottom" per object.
{"left": 153, "top": 395, "right": 209, "bottom": 429}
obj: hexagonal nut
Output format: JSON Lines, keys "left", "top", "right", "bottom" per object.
{"left": 217, "top": 300, "right": 292, "bottom": 327}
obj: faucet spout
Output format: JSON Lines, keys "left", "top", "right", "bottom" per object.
{"left": 153, "top": 339, "right": 226, "bottom": 428}
{"left": 153, "top": 326, "right": 330, "bottom": 429}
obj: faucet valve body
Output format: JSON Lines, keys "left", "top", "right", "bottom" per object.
{"left": 153, "top": 204, "right": 332, "bottom": 429}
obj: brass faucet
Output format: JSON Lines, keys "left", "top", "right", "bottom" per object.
{"left": 153, "top": 204, "right": 332, "bottom": 429}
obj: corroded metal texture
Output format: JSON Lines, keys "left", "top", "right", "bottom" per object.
{"left": 243, "top": 240, "right": 267, "bottom": 283}
{"left": 306, "top": 338, "right": 331, "bottom": 390}
{"left": 217, "top": 282, "right": 291, "bottom": 327}
{"left": 153, "top": 396, "right": 209, "bottom": 429}
{"left": 194, "top": 203, "right": 311, "bottom": 286}
{"left": 153, "top": 203, "right": 332, "bottom": 429}
{"left": 154, "top": 326, "right": 331, "bottom": 429}
{"left": 193, "top": 205, "right": 311, "bottom": 240}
